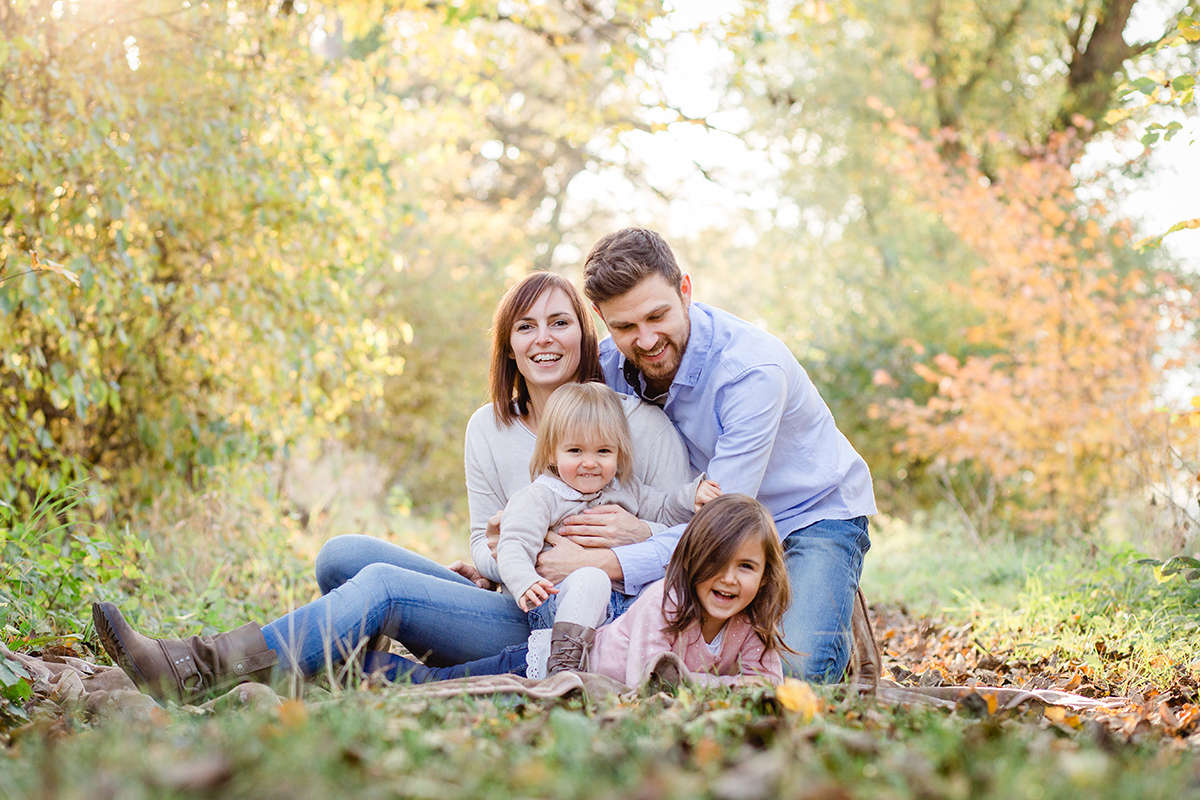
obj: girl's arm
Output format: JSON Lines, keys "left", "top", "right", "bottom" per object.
{"left": 496, "top": 485, "right": 559, "bottom": 599}
{"left": 693, "top": 631, "right": 784, "bottom": 687}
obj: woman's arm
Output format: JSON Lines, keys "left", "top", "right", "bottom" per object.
{"left": 464, "top": 409, "right": 509, "bottom": 584}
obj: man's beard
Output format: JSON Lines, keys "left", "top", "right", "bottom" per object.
{"left": 632, "top": 316, "right": 689, "bottom": 390}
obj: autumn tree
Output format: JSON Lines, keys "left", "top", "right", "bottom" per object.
{"left": 687, "top": 0, "right": 1199, "bottom": 529}
{"left": 0, "top": 0, "right": 667, "bottom": 514}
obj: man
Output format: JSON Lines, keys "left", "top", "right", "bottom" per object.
{"left": 540, "top": 227, "right": 875, "bottom": 681}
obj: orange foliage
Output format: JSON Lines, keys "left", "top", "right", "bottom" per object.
{"left": 884, "top": 127, "right": 1199, "bottom": 531}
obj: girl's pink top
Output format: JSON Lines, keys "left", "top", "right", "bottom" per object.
{"left": 591, "top": 579, "right": 784, "bottom": 688}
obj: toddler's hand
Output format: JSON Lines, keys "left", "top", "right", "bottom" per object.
{"left": 518, "top": 578, "right": 559, "bottom": 611}
{"left": 694, "top": 479, "right": 722, "bottom": 511}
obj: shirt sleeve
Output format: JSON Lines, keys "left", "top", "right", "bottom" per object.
{"left": 464, "top": 414, "right": 506, "bottom": 584}
{"left": 496, "top": 485, "right": 556, "bottom": 598}
{"left": 619, "top": 587, "right": 677, "bottom": 688}
{"left": 613, "top": 368, "right": 790, "bottom": 594}
{"left": 612, "top": 522, "right": 685, "bottom": 596}
{"left": 704, "top": 364, "right": 790, "bottom": 497}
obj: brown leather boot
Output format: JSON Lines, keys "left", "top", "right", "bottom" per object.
{"left": 92, "top": 602, "right": 277, "bottom": 704}
{"left": 545, "top": 621, "right": 596, "bottom": 676}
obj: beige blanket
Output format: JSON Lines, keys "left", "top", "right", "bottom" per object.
{"left": 2, "top": 640, "right": 1122, "bottom": 718}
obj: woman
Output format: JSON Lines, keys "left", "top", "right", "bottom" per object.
{"left": 93, "top": 272, "right": 693, "bottom": 702}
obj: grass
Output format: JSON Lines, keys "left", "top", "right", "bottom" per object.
{"left": 5, "top": 470, "right": 1200, "bottom": 797}
{"left": 5, "top": 685, "right": 1199, "bottom": 799}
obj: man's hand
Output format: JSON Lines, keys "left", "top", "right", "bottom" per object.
{"left": 518, "top": 578, "right": 558, "bottom": 611}
{"left": 447, "top": 561, "right": 498, "bottom": 591}
{"left": 486, "top": 510, "right": 503, "bottom": 558}
{"left": 556, "top": 504, "right": 651, "bottom": 548}
{"left": 536, "top": 532, "right": 623, "bottom": 584}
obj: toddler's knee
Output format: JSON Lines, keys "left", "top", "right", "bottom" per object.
{"left": 564, "top": 566, "right": 611, "bottom": 593}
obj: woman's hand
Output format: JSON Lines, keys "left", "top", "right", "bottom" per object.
{"left": 556, "top": 504, "right": 651, "bottom": 548}
{"left": 448, "top": 561, "right": 498, "bottom": 591}
{"left": 486, "top": 510, "right": 503, "bottom": 558}
{"left": 518, "top": 578, "right": 558, "bottom": 611}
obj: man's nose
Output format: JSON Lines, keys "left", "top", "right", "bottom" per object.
{"left": 635, "top": 326, "right": 658, "bottom": 350}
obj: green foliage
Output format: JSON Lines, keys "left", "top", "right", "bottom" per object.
{"left": 0, "top": 0, "right": 670, "bottom": 517}
{"left": 0, "top": 650, "right": 32, "bottom": 728}
{"left": 968, "top": 546, "right": 1200, "bottom": 691}
{"left": 0, "top": 481, "right": 146, "bottom": 642}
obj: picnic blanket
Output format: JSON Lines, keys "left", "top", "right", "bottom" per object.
{"left": 1, "top": 639, "right": 1124, "bottom": 719}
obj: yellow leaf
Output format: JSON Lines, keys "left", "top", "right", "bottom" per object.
{"left": 30, "top": 251, "right": 81, "bottom": 286}
{"left": 276, "top": 698, "right": 309, "bottom": 728}
{"left": 776, "top": 678, "right": 820, "bottom": 721}
{"left": 1103, "top": 107, "right": 1130, "bottom": 125}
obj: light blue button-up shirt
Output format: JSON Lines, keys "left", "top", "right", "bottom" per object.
{"left": 602, "top": 301, "right": 877, "bottom": 595}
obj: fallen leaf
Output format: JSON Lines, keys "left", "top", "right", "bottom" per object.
{"left": 776, "top": 678, "right": 820, "bottom": 721}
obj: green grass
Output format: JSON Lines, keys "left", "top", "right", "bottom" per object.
{"left": 861, "top": 508, "right": 1070, "bottom": 613}
{"left": 5, "top": 473, "right": 1200, "bottom": 797}
{"left": 4, "top": 686, "right": 1197, "bottom": 800}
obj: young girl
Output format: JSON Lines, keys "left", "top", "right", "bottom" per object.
{"left": 498, "top": 381, "right": 719, "bottom": 676}
{"left": 587, "top": 492, "right": 791, "bottom": 687}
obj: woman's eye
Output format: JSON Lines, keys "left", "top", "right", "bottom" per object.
{"left": 552, "top": 319, "right": 571, "bottom": 327}
{"left": 516, "top": 323, "right": 532, "bottom": 332}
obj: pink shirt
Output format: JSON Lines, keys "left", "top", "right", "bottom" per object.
{"left": 591, "top": 580, "right": 783, "bottom": 688}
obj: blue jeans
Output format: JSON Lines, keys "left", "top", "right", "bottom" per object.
{"left": 780, "top": 516, "right": 871, "bottom": 682}
{"left": 261, "top": 536, "right": 530, "bottom": 676}
{"left": 362, "top": 644, "right": 530, "bottom": 683}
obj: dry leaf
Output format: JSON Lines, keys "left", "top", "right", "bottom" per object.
{"left": 776, "top": 678, "right": 820, "bottom": 722}
{"left": 30, "top": 250, "right": 81, "bottom": 286}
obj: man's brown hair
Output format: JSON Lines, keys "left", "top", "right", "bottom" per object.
{"left": 489, "top": 272, "right": 603, "bottom": 426}
{"left": 583, "top": 227, "right": 683, "bottom": 305}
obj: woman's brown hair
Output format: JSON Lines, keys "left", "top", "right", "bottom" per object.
{"left": 663, "top": 494, "right": 794, "bottom": 654}
{"left": 489, "top": 272, "right": 603, "bottom": 426}
{"left": 529, "top": 382, "right": 635, "bottom": 482}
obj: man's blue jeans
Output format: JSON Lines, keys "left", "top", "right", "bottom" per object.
{"left": 780, "top": 516, "right": 871, "bottom": 682}
{"left": 261, "top": 535, "right": 531, "bottom": 676}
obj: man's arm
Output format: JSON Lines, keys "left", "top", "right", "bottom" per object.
{"left": 535, "top": 532, "right": 624, "bottom": 584}
{"left": 612, "top": 365, "right": 792, "bottom": 594}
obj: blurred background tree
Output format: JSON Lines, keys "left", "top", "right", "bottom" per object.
{"left": 2, "top": 0, "right": 1196, "bottom": 547}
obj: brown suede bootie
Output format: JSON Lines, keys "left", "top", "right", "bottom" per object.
{"left": 92, "top": 602, "right": 277, "bottom": 704}
{"left": 545, "top": 621, "right": 596, "bottom": 676}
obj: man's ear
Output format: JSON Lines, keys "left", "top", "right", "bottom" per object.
{"left": 679, "top": 273, "right": 693, "bottom": 305}
{"left": 592, "top": 302, "right": 605, "bottom": 322}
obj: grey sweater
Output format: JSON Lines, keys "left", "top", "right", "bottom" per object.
{"left": 497, "top": 473, "right": 703, "bottom": 599}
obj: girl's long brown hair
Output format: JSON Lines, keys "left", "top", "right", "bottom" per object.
{"left": 488, "top": 272, "right": 603, "bottom": 426}
{"left": 663, "top": 494, "right": 794, "bottom": 654}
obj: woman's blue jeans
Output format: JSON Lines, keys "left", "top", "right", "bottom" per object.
{"left": 260, "top": 535, "right": 530, "bottom": 677}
